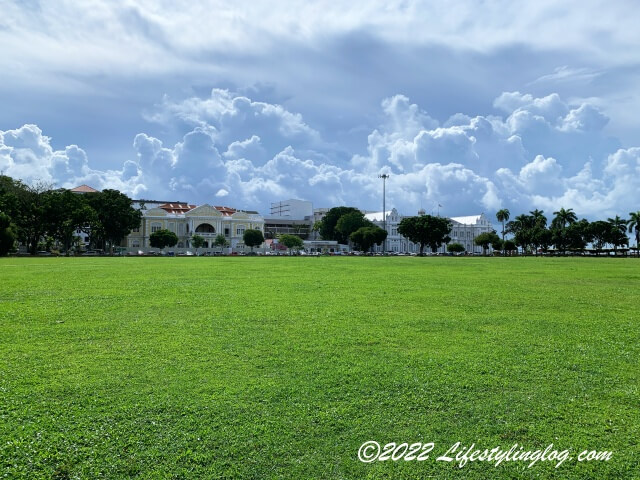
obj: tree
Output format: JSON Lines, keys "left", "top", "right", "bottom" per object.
{"left": 531, "top": 225, "right": 552, "bottom": 255}
{"left": 503, "top": 239, "right": 517, "bottom": 255}
{"left": 627, "top": 211, "right": 640, "bottom": 257}
{"left": 86, "top": 189, "right": 142, "bottom": 255}
{"left": 0, "top": 176, "right": 22, "bottom": 221}
{"left": 552, "top": 207, "right": 577, "bottom": 229}
{"left": 607, "top": 215, "right": 628, "bottom": 255}
{"left": 506, "top": 213, "right": 531, "bottom": 254}
{"left": 243, "top": 229, "right": 264, "bottom": 251}
{"left": 44, "top": 190, "right": 97, "bottom": 255}
{"left": 2, "top": 179, "right": 53, "bottom": 254}
{"left": 447, "top": 242, "right": 465, "bottom": 254}
{"left": 551, "top": 207, "right": 578, "bottom": 254}
{"left": 214, "top": 234, "right": 228, "bottom": 253}
{"left": 316, "top": 206, "right": 361, "bottom": 243}
{"left": 565, "top": 219, "right": 591, "bottom": 254}
{"left": 589, "top": 220, "right": 611, "bottom": 255}
{"left": 149, "top": 229, "right": 178, "bottom": 250}
{"left": 530, "top": 209, "right": 547, "bottom": 227}
{"left": 278, "top": 233, "right": 304, "bottom": 254}
{"left": 398, "top": 214, "right": 451, "bottom": 256}
{"left": 349, "top": 226, "right": 387, "bottom": 252}
{"left": 191, "top": 235, "right": 205, "bottom": 255}
{"left": 506, "top": 211, "right": 549, "bottom": 255}
{"left": 474, "top": 231, "right": 500, "bottom": 256}
{"left": 496, "top": 208, "right": 510, "bottom": 254}
{"left": 335, "top": 211, "right": 373, "bottom": 246}
{"left": 0, "top": 212, "right": 17, "bottom": 256}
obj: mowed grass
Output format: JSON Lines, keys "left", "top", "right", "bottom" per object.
{"left": 0, "top": 257, "right": 638, "bottom": 479}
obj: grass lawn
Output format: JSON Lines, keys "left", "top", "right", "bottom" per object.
{"left": 1, "top": 257, "right": 638, "bottom": 479}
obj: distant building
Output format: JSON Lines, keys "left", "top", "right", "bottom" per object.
{"left": 270, "top": 199, "right": 313, "bottom": 219}
{"left": 70, "top": 185, "right": 100, "bottom": 246}
{"left": 364, "top": 208, "right": 419, "bottom": 253}
{"left": 70, "top": 184, "right": 99, "bottom": 194}
{"left": 132, "top": 199, "right": 187, "bottom": 211}
{"left": 125, "top": 203, "right": 264, "bottom": 252}
{"left": 263, "top": 218, "right": 312, "bottom": 239}
{"left": 449, "top": 214, "right": 494, "bottom": 254}
{"left": 265, "top": 199, "right": 314, "bottom": 240}
{"left": 364, "top": 209, "right": 494, "bottom": 254}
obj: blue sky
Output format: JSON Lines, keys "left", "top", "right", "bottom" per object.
{"left": 1, "top": 0, "right": 640, "bottom": 219}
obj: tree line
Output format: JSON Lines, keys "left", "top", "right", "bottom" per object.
{"left": 492, "top": 208, "right": 640, "bottom": 256}
{"left": 313, "top": 207, "right": 388, "bottom": 252}
{"left": 0, "top": 175, "right": 141, "bottom": 255}
{"left": 313, "top": 205, "right": 640, "bottom": 256}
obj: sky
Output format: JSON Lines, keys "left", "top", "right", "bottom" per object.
{"left": 1, "top": 0, "right": 640, "bottom": 220}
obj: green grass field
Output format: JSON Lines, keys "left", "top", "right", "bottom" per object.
{"left": 1, "top": 257, "right": 638, "bottom": 479}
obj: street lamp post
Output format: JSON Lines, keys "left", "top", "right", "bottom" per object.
{"left": 378, "top": 174, "right": 389, "bottom": 254}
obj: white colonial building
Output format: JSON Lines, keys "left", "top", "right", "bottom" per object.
{"left": 449, "top": 214, "right": 494, "bottom": 253}
{"left": 364, "top": 209, "right": 494, "bottom": 254}
{"left": 364, "top": 208, "right": 420, "bottom": 254}
{"left": 126, "top": 203, "right": 264, "bottom": 252}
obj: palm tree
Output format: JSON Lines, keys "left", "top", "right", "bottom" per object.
{"left": 506, "top": 214, "right": 532, "bottom": 254}
{"left": 496, "top": 208, "right": 510, "bottom": 255}
{"left": 530, "top": 209, "right": 547, "bottom": 227}
{"left": 628, "top": 211, "right": 640, "bottom": 257}
{"left": 607, "top": 216, "right": 628, "bottom": 255}
{"left": 552, "top": 207, "right": 577, "bottom": 229}
{"left": 552, "top": 208, "right": 578, "bottom": 255}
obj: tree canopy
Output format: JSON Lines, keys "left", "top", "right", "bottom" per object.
{"left": 349, "top": 226, "right": 387, "bottom": 252}
{"left": 446, "top": 242, "right": 465, "bottom": 254}
{"left": 397, "top": 214, "right": 451, "bottom": 256}
{"left": 191, "top": 235, "right": 205, "bottom": 252}
{"left": 0, "top": 212, "right": 16, "bottom": 256}
{"left": 243, "top": 229, "right": 264, "bottom": 250}
{"left": 214, "top": 234, "right": 228, "bottom": 250}
{"left": 86, "top": 189, "right": 142, "bottom": 254}
{"left": 335, "top": 211, "right": 373, "bottom": 245}
{"left": 474, "top": 231, "right": 501, "bottom": 255}
{"left": 1, "top": 176, "right": 140, "bottom": 255}
{"left": 149, "top": 229, "right": 178, "bottom": 250}
{"left": 278, "top": 234, "right": 304, "bottom": 253}
{"left": 315, "top": 206, "right": 362, "bottom": 244}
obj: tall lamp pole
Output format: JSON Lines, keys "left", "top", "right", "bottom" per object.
{"left": 378, "top": 174, "right": 389, "bottom": 253}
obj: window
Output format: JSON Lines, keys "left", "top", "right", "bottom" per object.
{"left": 131, "top": 240, "right": 140, "bottom": 248}
{"left": 151, "top": 222, "right": 162, "bottom": 233}
{"left": 237, "top": 227, "right": 245, "bottom": 236}
{"left": 224, "top": 228, "right": 230, "bottom": 236}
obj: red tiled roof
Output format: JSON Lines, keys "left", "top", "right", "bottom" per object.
{"left": 214, "top": 206, "right": 237, "bottom": 216}
{"left": 70, "top": 184, "right": 99, "bottom": 193}
{"left": 159, "top": 203, "right": 196, "bottom": 214}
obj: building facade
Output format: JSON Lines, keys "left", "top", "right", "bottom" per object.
{"left": 365, "top": 209, "right": 494, "bottom": 254}
{"left": 270, "top": 199, "right": 313, "bottom": 219}
{"left": 448, "top": 214, "right": 494, "bottom": 253}
{"left": 126, "top": 203, "right": 265, "bottom": 252}
{"left": 365, "top": 208, "right": 420, "bottom": 254}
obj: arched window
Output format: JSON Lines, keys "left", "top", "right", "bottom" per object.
{"left": 151, "top": 222, "right": 162, "bottom": 233}
{"left": 195, "top": 223, "right": 215, "bottom": 233}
